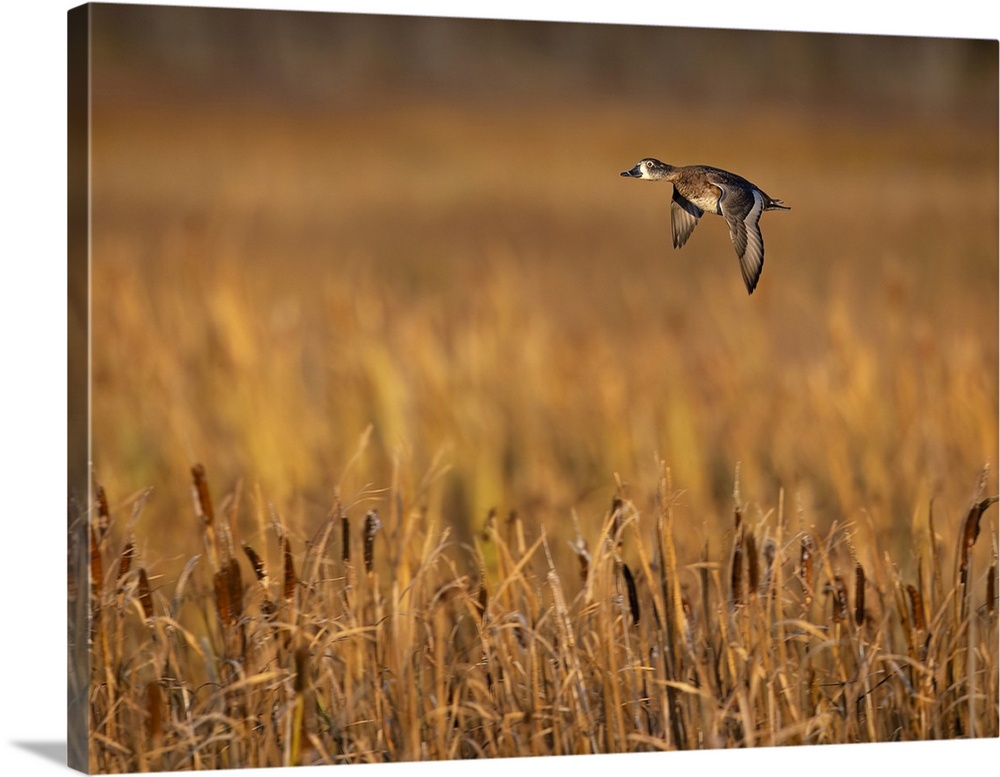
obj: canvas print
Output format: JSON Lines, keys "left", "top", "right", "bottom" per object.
{"left": 67, "top": 3, "right": 999, "bottom": 773}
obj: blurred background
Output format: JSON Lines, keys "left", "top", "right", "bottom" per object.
{"left": 88, "top": 4, "right": 998, "bottom": 578}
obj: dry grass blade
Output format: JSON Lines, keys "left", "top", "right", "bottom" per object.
{"left": 172, "top": 554, "right": 201, "bottom": 617}
{"left": 830, "top": 575, "right": 848, "bottom": 623}
{"left": 283, "top": 537, "right": 297, "bottom": 603}
{"left": 289, "top": 647, "right": 310, "bottom": 766}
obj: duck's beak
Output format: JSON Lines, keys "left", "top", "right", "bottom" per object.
{"left": 620, "top": 165, "right": 642, "bottom": 178}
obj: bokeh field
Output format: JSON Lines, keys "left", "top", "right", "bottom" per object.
{"left": 77, "top": 8, "right": 999, "bottom": 770}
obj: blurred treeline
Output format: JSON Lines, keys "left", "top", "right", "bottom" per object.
{"left": 91, "top": 4, "right": 996, "bottom": 117}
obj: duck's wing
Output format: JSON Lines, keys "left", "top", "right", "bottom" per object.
{"left": 670, "top": 189, "right": 703, "bottom": 249}
{"left": 718, "top": 184, "right": 766, "bottom": 295}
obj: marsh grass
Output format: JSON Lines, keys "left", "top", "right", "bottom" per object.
{"left": 82, "top": 84, "right": 998, "bottom": 772}
{"left": 77, "top": 457, "right": 998, "bottom": 771}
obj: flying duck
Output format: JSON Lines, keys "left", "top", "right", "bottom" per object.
{"left": 621, "top": 158, "right": 789, "bottom": 294}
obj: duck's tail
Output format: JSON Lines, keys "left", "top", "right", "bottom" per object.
{"left": 767, "top": 198, "right": 791, "bottom": 210}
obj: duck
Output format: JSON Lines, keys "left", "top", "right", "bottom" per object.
{"left": 620, "top": 158, "right": 789, "bottom": 294}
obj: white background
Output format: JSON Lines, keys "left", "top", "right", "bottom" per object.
{"left": 2, "top": 1, "right": 997, "bottom": 775}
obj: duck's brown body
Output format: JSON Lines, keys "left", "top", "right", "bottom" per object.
{"left": 621, "top": 158, "right": 789, "bottom": 294}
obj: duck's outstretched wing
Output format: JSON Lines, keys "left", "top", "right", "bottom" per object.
{"left": 670, "top": 189, "right": 703, "bottom": 249}
{"left": 719, "top": 184, "right": 766, "bottom": 295}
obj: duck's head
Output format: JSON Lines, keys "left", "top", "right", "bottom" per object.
{"left": 620, "top": 158, "right": 670, "bottom": 180}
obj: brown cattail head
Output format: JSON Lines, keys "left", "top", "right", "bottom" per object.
{"left": 907, "top": 584, "right": 926, "bottom": 632}
{"left": 988, "top": 563, "right": 997, "bottom": 616}
{"left": 800, "top": 534, "right": 815, "bottom": 605}
{"left": 622, "top": 563, "right": 640, "bottom": 625}
{"left": 746, "top": 530, "right": 759, "bottom": 596}
{"left": 90, "top": 525, "right": 103, "bottom": 595}
{"left": 214, "top": 556, "right": 243, "bottom": 627}
{"left": 283, "top": 537, "right": 297, "bottom": 603}
{"left": 293, "top": 647, "right": 310, "bottom": 694}
{"left": 191, "top": 464, "right": 215, "bottom": 525}
{"left": 242, "top": 542, "right": 268, "bottom": 586}
{"left": 855, "top": 563, "right": 866, "bottom": 626}
{"left": 95, "top": 483, "right": 110, "bottom": 536}
{"left": 340, "top": 503, "right": 350, "bottom": 563}
{"left": 213, "top": 567, "right": 232, "bottom": 627}
{"left": 363, "top": 509, "right": 381, "bottom": 575}
{"left": 730, "top": 506, "right": 745, "bottom": 607}
{"left": 959, "top": 496, "right": 998, "bottom": 589}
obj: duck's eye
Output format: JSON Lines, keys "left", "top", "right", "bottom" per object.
{"left": 645, "top": 160, "right": 653, "bottom": 168}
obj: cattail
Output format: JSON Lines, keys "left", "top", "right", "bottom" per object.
{"left": 90, "top": 525, "right": 103, "bottom": 594}
{"left": 959, "top": 496, "right": 997, "bottom": 589}
{"left": 800, "top": 534, "right": 815, "bottom": 605}
{"left": 988, "top": 563, "right": 996, "bottom": 616}
{"left": 191, "top": 463, "right": 215, "bottom": 524}
{"left": 95, "top": 483, "right": 110, "bottom": 536}
{"left": 363, "top": 509, "right": 381, "bottom": 575}
{"left": 746, "top": 529, "right": 759, "bottom": 596}
{"left": 855, "top": 563, "right": 866, "bottom": 626}
{"left": 476, "top": 572, "right": 488, "bottom": 622}
{"left": 293, "top": 646, "right": 310, "bottom": 693}
{"left": 340, "top": 503, "right": 350, "bottom": 563}
{"left": 730, "top": 506, "right": 744, "bottom": 606}
{"left": 907, "top": 584, "right": 926, "bottom": 632}
{"left": 622, "top": 563, "right": 640, "bottom": 624}
{"left": 283, "top": 537, "right": 297, "bottom": 603}
{"left": 137, "top": 568, "right": 154, "bottom": 620}
{"left": 242, "top": 542, "right": 268, "bottom": 585}
{"left": 214, "top": 556, "right": 243, "bottom": 627}
{"left": 192, "top": 464, "right": 220, "bottom": 572}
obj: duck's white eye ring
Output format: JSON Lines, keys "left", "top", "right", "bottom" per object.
{"left": 645, "top": 160, "right": 653, "bottom": 168}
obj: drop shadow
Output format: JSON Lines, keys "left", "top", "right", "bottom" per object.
{"left": 11, "top": 741, "right": 66, "bottom": 766}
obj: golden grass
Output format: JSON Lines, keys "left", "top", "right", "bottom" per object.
{"left": 80, "top": 94, "right": 998, "bottom": 768}
{"left": 79, "top": 459, "right": 997, "bottom": 771}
